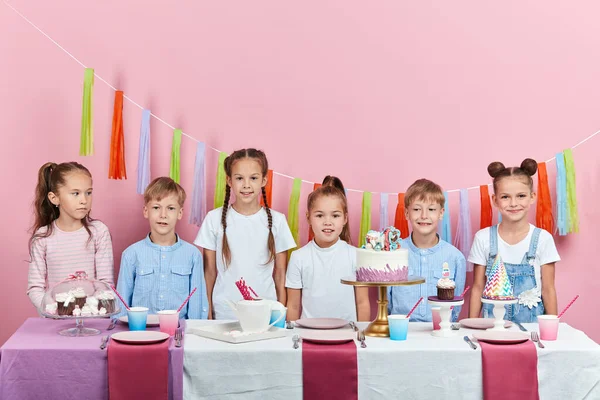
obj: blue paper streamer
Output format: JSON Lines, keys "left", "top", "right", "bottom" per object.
{"left": 555, "top": 152, "right": 568, "bottom": 235}
{"left": 380, "top": 192, "right": 389, "bottom": 230}
{"left": 189, "top": 142, "right": 206, "bottom": 226}
{"left": 136, "top": 109, "right": 151, "bottom": 195}
{"left": 454, "top": 188, "right": 473, "bottom": 271}
{"left": 438, "top": 191, "right": 451, "bottom": 242}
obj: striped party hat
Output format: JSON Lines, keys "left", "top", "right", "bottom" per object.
{"left": 482, "top": 256, "right": 515, "bottom": 300}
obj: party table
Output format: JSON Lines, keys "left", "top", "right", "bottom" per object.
{"left": 183, "top": 320, "right": 600, "bottom": 400}
{"left": 0, "top": 317, "right": 183, "bottom": 400}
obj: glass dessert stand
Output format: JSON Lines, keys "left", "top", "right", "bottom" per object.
{"left": 341, "top": 276, "right": 425, "bottom": 337}
{"left": 482, "top": 298, "right": 518, "bottom": 331}
{"left": 45, "top": 314, "right": 118, "bottom": 337}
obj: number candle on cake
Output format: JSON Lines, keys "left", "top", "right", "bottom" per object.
{"left": 356, "top": 227, "right": 409, "bottom": 282}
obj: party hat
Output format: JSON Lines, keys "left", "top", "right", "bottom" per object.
{"left": 482, "top": 256, "right": 515, "bottom": 300}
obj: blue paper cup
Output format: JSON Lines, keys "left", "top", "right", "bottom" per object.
{"left": 388, "top": 314, "right": 409, "bottom": 341}
{"left": 127, "top": 307, "right": 149, "bottom": 331}
{"left": 270, "top": 309, "right": 287, "bottom": 328}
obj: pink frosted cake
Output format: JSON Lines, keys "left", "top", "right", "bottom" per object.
{"left": 482, "top": 256, "right": 516, "bottom": 300}
{"left": 356, "top": 227, "right": 409, "bottom": 282}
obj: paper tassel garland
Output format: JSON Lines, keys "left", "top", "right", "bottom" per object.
{"left": 380, "top": 192, "right": 389, "bottom": 231}
{"left": 479, "top": 185, "right": 492, "bottom": 229}
{"left": 564, "top": 149, "right": 579, "bottom": 233}
{"left": 287, "top": 178, "right": 302, "bottom": 257}
{"left": 260, "top": 170, "right": 274, "bottom": 207}
{"left": 308, "top": 182, "right": 322, "bottom": 242}
{"left": 189, "top": 142, "right": 206, "bottom": 226}
{"left": 536, "top": 162, "right": 554, "bottom": 233}
{"left": 358, "top": 192, "right": 372, "bottom": 246}
{"left": 79, "top": 68, "right": 94, "bottom": 156}
{"left": 108, "top": 90, "right": 127, "bottom": 180}
{"left": 455, "top": 188, "right": 473, "bottom": 271}
{"left": 136, "top": 109, "right": 151, "bottom": 194}
{"left": 169, "top": 129, "right": 182, "bottom": 183}
{"left": 439, "top": 191, "right": 451, "bottom": 242}
{"left": 555, "top": 152, "right": 568, "bottom": 235}
{"left": 394, "top": 193, "right": 410, "bottom": 239}
{"left": 214, "top": 152, "right": 228, "bottom": 208}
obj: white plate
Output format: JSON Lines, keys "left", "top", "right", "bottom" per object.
{"left": 459, "top": 318, "right": 513, "bottom": 330}
{"left": 295, "top": 318, "right": 349, "bottom": 330}
{"left": 188, "top": 322, "right": 287, "bottom": 344}
{"left": 300, "top": 329, "right": 356, "bottom": 344}
{"left": 111, "top": 331, "right": 170, "bottom": 344}
{"left": 118, "top": 314, "right": 160, "bottom": 327}
{"left": 472, "top": 331, "right": 530, "bottom": 344}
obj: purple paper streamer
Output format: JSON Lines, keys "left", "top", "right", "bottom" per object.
{"left": 454, "top": 188, "right": 473, "bottom": 272}
{"left": 189, "top": 142, "right": 206, "bottom": 226}
{"left": 380, "top": 192, "right": 389, "bottom": 230}
{"left": 136, "top": 109, "right": 151, "bottom": 195}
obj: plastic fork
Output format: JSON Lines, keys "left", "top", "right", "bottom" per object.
{"left": 531, "top": 331, "right": 545, "bottom": 348}
{"left": 174, "top": 328, "right": 183, "bottom": 348}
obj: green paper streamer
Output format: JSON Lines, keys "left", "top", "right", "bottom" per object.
{"left": 287, "top": 178, "right": 302, "bottom": 257}
{"left": 359, "top": 192, "right": 372, "bottom": 246}
{"left": 79, "top": 68, "right": 94, "bottom": 156}
{"left": 169, "top": 129, "right": 182, "bottom": 183}
{"left": 214, "top": 152, "right": 228, "bottom": 209}
{"left": 563, "top": 149, "right": 579, "bottom": 233}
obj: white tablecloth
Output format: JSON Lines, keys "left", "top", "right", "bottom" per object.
{"left": 183, "top": 320, "right": 600, "bottom": 400}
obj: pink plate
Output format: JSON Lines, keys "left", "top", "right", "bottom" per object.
{"left": 300, "top": 330, "right": 356, "bottom": 344}
{"left": 472, "top": 331, "right": 529, "bottom": 344}
{"left": 459, "top": 318, "right": 513, "bottom": 330}
{"left": 295, "top": 318, "right": 349, "bottom": 330}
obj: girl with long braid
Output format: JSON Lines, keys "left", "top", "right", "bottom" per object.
{"left": 195, "top": 149, "right": 296, "bottom": 319}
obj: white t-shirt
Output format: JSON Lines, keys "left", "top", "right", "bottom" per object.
{"left": 468, "top": 224, "right": 560, "bottom": 291}
{"left": 285, "top": 239, "right": 357, "bottom": 321}
{"left": 195, "top": 206, "right": 296, "bottom": 319}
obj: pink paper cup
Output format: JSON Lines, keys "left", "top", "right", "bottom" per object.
{"left": 431, "top": 307, "right": 441, "bottom": 331}
{"left": 538, "top": 315, "right": 560, "bottom": 341}
{"left": 157, "top": 310, "right": 180, "bottom": 336}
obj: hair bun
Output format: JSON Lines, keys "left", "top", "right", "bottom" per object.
{"left": 487, "top": 162, "right": 506, "bottom": 178}
{"left": 520, "top": 158, "right": 538, "bottom": 176}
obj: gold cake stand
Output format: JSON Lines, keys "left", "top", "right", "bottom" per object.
{"left": 341, "top": 276, "right": 425, "bottom": 337}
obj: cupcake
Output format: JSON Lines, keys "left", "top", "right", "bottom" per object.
{"left": 71, "top": 287, "right": 87, "bottom": 309}
{"left": 436, "top": 262, "right": 455, "bottom": 300}
{"left": 55, "top": 292, "right": 75, "bottom": 316}
{"left": 97, "top": 290, "right": 116, "bottom": 313}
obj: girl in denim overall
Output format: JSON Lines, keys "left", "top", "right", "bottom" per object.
{"left": 469, "top": 158, "right": 559, "bottom": 322}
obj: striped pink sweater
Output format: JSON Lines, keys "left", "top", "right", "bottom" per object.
{"left": 27, "top": 220, "right": 115, "bottom": 309}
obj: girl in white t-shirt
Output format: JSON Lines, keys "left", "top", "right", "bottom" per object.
{"left": 286, "top": 180, "right": 370, "bottom": 321}
{"left": 195, "top": 149, "right": 296, "bottom": 319}
{"left": 468, "top": 158, "right": 560, "bottom": 323}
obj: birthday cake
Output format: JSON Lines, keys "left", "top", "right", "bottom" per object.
{"left": 482, "top": 256, "right": 516, "bottom": 300}
{"left": 356, "top": 227, "right": 409, "bottom": 282}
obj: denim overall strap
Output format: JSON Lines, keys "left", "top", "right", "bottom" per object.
{"left": 489, "top": 225, "right": 498, "bottom": 259}
{"left": 521, "top": 228, "right": 541, "bottom": 264}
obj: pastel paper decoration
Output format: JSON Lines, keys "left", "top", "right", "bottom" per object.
{"left": 136, "top": 109, "right": 151, "bottom": 194}
{"left": 287, "top": 178, "right": 302, "bottom": 257}
{"left": 454, "top": 188, "right": 473, "bottom": 271}
{"left": 358, "top": 192, "right": 372, "bottom": 247}
{"left": 108, "top": 90, "right": 127, "bottom": 180}
{"left": 169, "top": 129, "right": 182, "bottom": 183}
{"left": 479, "top": 185, "right": 492, "bottom": 229}
{"left": 555, "top": 152, "right": 568, "bottom": 235}
{"left": 79, "top": 68, "right": 94, "bottom": 156}
{"left": 438, "top": 191, "right": 451, "bottom": 243}
{"left": 563, "top": 149, "right": 579, "bottom": 233}
{"left": 214, "top": 152, "right": 228, "bottom": 208}
{"left": 379, "top": 192, "right": 389, "bottom": 231}
{"left": 308, "top": 182, "right": 322, "bottom": 242}
{"left": 260, "top": 169, "right": 274, "bottom": 207}
{"left": 189, "top": 142, "right": 206, "bottom": 226}
{"left": 394, "top": 193, "right": 410, "bottom": 239}
{"left": 536, "top": 162, "right": 554, "bottom": 233}
{"left": 482, "top": 256, "right": 515, "bottom": 300}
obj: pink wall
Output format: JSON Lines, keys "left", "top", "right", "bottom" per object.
{"left": 2, "top": 1, "right": 599, "bottom": 345}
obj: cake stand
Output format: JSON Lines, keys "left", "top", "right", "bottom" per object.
{"left": 427, "top": 296, "right": 464, "bottom": 337}
{"left": 341, "top": 276, "right": 425, "bottom": 337}
{"left": 482, "top": 298, "right": 518, "bottom": 331}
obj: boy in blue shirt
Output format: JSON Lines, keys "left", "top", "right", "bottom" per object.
{"left": 116, "top": 177, "right": 208, "bottom": 319}
{"left": 388, "top": 179, "right": 466, "bottom": 321}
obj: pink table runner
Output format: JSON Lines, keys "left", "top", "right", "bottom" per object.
{"left": 108, "top": 338, "right": 170, "bottom": 400}
{"left": 480, "top": 340, "right": 539, "bottom": 400}
{"left": 302, "top": 340, "right": 358, "bottom": 400}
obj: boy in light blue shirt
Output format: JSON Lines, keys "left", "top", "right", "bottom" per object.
{"left": 388, "top": 179, "right": 466, "bottom": 322}
{"left": 116, "top": 177, "right": 208, "bottom": 319}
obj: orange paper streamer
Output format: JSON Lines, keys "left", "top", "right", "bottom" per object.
{"left": 479, "top": 185, "right": 492, "bottom": 229}
{"left": 260, "top": 169, "right": 274, "bottom": 207}
{"left": 308, "top": 183, "right": 322, "bottom": 241}
{"left": 394, "top": 193, "right": 410, "bottom": 239}
{"left": 536, "top": 162, "right": 554, "bottom": 233}
{"left": 108, "top": 90, "right": 126, "bottom": 179}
